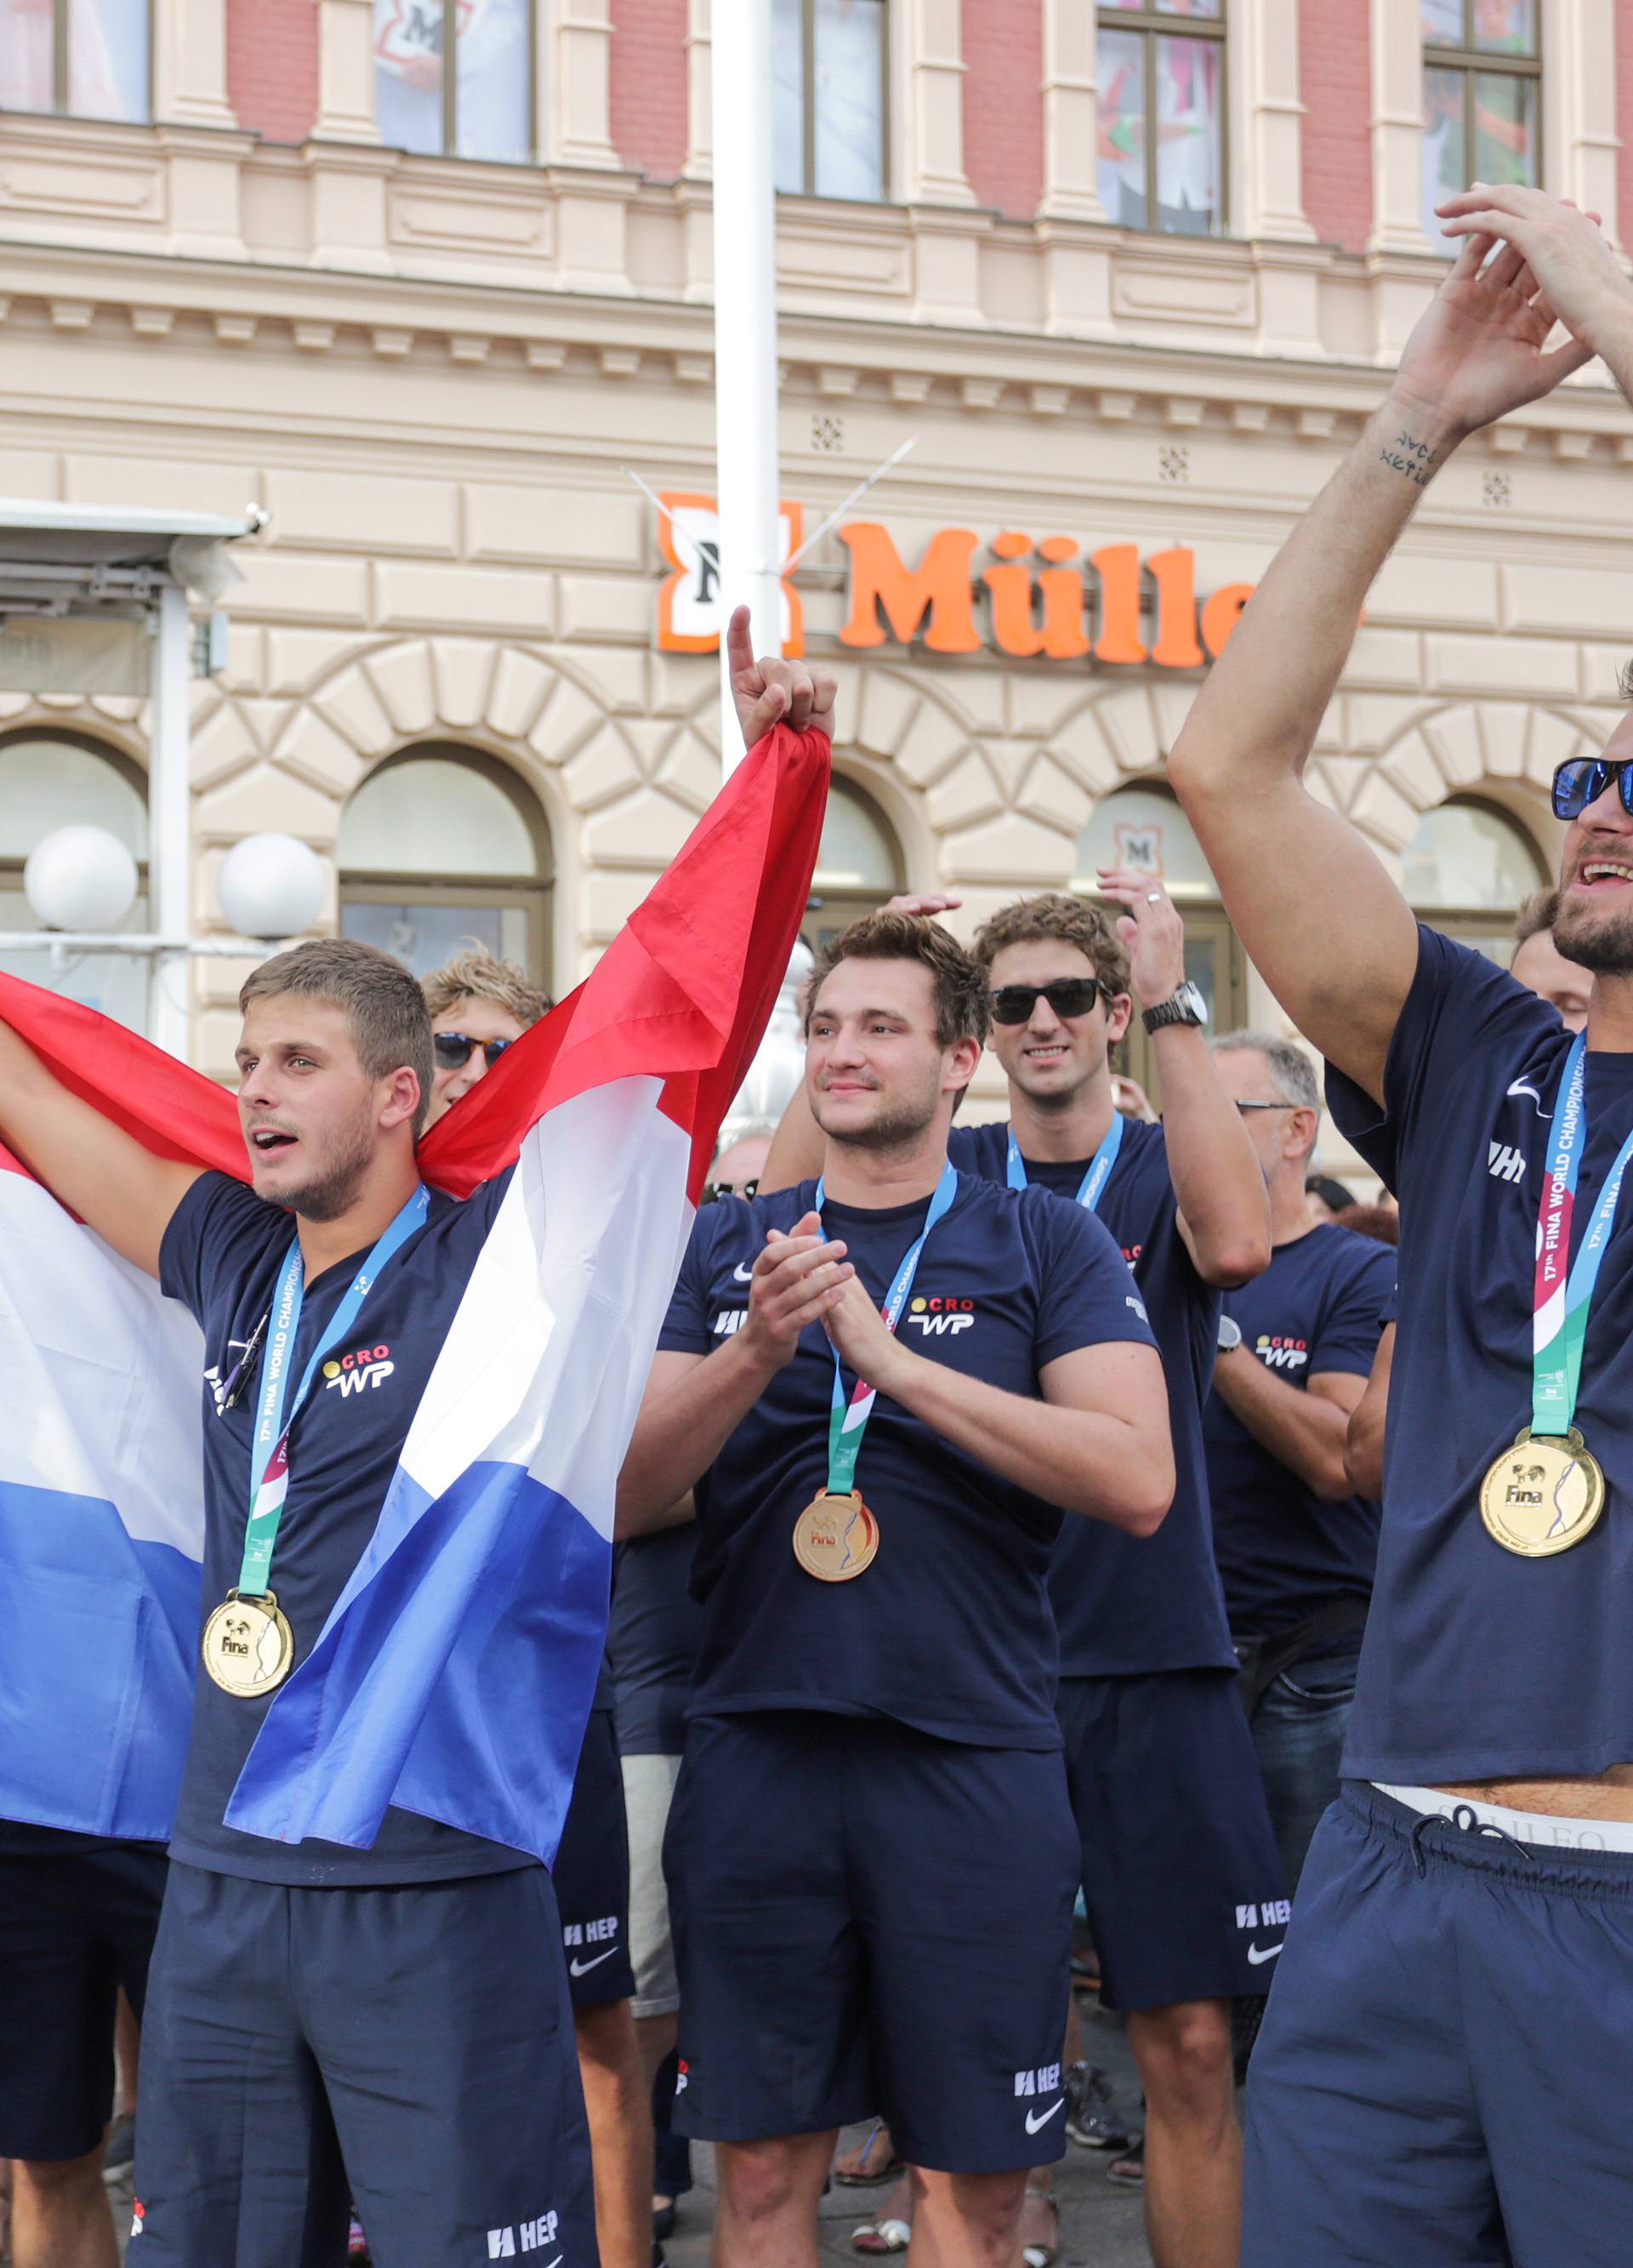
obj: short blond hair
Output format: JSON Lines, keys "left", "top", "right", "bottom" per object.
{"left": 421, "top": 946, "right": 552, "bottom": 1030}
{"left": 241, "top": 938, "right": 435, "bottom": 1134}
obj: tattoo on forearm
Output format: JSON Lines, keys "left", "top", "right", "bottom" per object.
{"left": 1380, "top": 428, "right": 1442, "bottom": 488}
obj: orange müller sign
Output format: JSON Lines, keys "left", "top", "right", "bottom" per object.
{"left": 653, "top": 501, "right": 1252, "bottom": 667}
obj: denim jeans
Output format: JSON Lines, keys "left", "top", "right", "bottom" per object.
{"left": 1249, "top": 1652, "right": 1358, "bottom": 1893}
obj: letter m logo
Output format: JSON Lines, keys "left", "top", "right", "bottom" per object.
{"left": 1488, "top": 1142, "right": 1526, "bottom": 1185}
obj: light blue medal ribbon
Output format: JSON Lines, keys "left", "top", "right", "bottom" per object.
{"left": 812, "top": 1160, "right": 959, "bottom": 1495}
{"left": 1004, "top": 1105, "right": 1124, "bottom": 1212}
{"left": 238, "top": 1184, "right": 430, "bottom": 1598}
{"left": 1531, "top": 1034, "right": 1633, "bottom": 1439}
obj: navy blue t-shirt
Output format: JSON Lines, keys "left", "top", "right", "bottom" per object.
{"left": 1204, "top": 1224, "right": 1396, "bottom": 1643}
{"left": 608, "top": 1527, "right": 704, "bottom": 1757}
{"left": 947, "top": 1120, "right": 1238, "bottom": 1677}
{"left": 160, "top": 1170, "right": 534, "bottom": 1886}
{"left": 1329, "top": 923, "right": 1633, "bottom": 1783}
{"left": 657, "top": 1172, "right": 1157, "bottom": 1748}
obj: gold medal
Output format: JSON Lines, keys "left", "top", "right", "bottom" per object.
{"left": 793, "top": 1490, "right": 879, "bottom": 1582}
{"left": 201, "top": 1588, "right": 296, "bottom": 1696}
{"left": 1478, "top": 1427, "right": 1607, "bottom": 1558}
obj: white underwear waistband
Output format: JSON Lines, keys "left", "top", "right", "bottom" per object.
{"left": 1374, "top": 1783, "right": 1633, "bottom": 1856}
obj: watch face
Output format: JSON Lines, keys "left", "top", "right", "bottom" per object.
{"left": 1217, "top": 1316, "right": 1243, "bottom": 1351}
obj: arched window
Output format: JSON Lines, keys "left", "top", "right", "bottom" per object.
{"left": 805, "top": 778, "right": 903, "bottom": 954}
{"left": 1074, "top": 780, "right": 1248, "bottom": 1098}
{"left": 339, "top": 746, "right": 553, "bottom": 987}
{"left": 0, "top": 732, "right": 150, "bottom": 1033}
{"left": 1401, "top": 795, "right": 1548, "bottom": 959}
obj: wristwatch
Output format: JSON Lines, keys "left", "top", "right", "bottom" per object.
{"left": 1142, "top": 980, "right": 1209, "bottom": 1035}
{"left": 1217, "top": 1314, "right": 1243, "bottom": 1353}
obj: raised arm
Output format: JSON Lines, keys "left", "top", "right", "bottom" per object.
{"left": 1168, "top": 228, "right": 1593, "bottom": 1104}
{"left": 0, "top": 1021, "right": 202, "bottom": 1277}
{"left": 1097, "top": 870, "right": 1269, "bottom": 1286}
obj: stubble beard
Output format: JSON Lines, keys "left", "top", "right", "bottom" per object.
{"left": 280, "top": 1114, "right": 378, "bottom": 1222}
{"left": 813, "top": 1084, "right": 940, "bottom": 1160}
{"left": 1551, "top": 888, "right": 1633, "bottom": 980}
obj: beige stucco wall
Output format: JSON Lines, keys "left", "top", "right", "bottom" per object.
{"left": 1, "top": 6, "right": 1629, "bottom": 1166}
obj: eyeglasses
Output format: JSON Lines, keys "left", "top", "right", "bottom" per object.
{"left": 1553, "top": 757, "right": 1633, "bottom": 822}
{"left": 433, "top": 1032, "right": 514, "bottom": 1072}
{"left": 703, "top": 1178, "right": 760, "bottom": 1204}
{"left": 1234, "top": 1099, "right": 1295, "bottom": 1113}
{"left": 989, "top": 977, "right": 1102, "bottom": 1026}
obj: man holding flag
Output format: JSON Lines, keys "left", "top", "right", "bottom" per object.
{"left": 0, "top": 624, "right": 832, "bottom": 2268}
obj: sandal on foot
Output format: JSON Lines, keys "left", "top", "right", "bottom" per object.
{"left": 851, "top": 2216, "right": 912, "bottom": 2254}
{"left": 1020, "top": 2180, "right": 1060, "bottom": 2268}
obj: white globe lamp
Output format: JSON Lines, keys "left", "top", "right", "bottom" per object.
{"left": 24, "top": 825, "right": 139, "bottom": 932}
{"left": 218, "top": 833, "right": 325, "bottom": 941}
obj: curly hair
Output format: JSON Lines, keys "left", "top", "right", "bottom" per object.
{"left": 421, "top": 945, "right": 553, "bottom": 1031}
{"left": 970, "top": 892, "right": 1131, "bottom": 999}
{"left": 802, "top": 911, "right": 990, "bottom": 1050}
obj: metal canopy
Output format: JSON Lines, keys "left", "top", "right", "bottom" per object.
{"left": 0, "top": 501, "right": 266, "bottom": 616}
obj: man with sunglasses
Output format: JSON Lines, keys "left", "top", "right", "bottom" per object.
{"left": 1167, "top": 188, "right": 1633, "bottom": 2265}
{"left": 760, "top": 884, "right": 1276, "bottom": 2268}
{"left": 420, "top": 947, "right": 552, "bottom": 1120}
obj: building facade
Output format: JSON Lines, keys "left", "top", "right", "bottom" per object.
{"left": 0, "top": 0, "right": 1629, "bottom": 1137}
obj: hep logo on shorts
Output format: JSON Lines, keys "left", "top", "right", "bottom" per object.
{"left": 486, "top": 2208, "right": 559, "bottom": 2258}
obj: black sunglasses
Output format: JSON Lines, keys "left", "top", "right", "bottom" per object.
{"left": 990, "top": 977, "right": 1102, "bottom": 1027}
{"left": 433, "top": 1032, "right": 514, "bottom": 1072}
{"left": 704, "top": 1177, "right": 760, "bottom": 1204}
{"left": 1553, "top": 757, "right": 1633, "bottom": 822}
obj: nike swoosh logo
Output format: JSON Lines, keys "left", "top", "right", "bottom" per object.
{"left": 1024, "top": 2098, "right": 1065, "bottom": 2134}
{"left": 542, "top": 2255, "right": 563, "bottom": 2268}
{"left": 1247, "top": 1940, "right": 1283, "bottom": 1965}
{"left": 1506, "top": 1076, "right": 1546, "bottom": 1114}
{"left": 568, "top": 1946, "right": 618, "bottom": 1976}
{"left": 733, "top": 1262, "right": 754, "bottom": 1282}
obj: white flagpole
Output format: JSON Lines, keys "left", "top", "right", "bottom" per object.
{"left": 711, "top": 0, "right": 782, "bottom": 777}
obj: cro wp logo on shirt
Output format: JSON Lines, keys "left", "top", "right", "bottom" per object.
{"left": 907, "top": 1295, "right": 976, "bottom": 1336}
{"left": 1254, "top": 1335, "right": 1307, "bottom": 1372}
{"left": 322, "top": 1342, "right": 395, "bottom": 1397}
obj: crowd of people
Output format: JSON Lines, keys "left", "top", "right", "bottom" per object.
{"left": 5, "top": 182, "right": 1633, "bottom": 2268}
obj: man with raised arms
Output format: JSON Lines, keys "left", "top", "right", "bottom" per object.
{"left": 1167, "top": 186, "right": 1633, "bottom": 2264}
{"left": 617, "top": 912, "right": 1175, "bottom": 2268}
{"left": 0, "top": 633, "right": 823, "bottom": 2268}
{"left": 762, "top": 883, "right": 1277, "bottom": 2268}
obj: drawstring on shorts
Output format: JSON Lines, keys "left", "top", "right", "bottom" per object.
{"left": 1409, "top": 1803, "right": 1539, "bottom": 1878}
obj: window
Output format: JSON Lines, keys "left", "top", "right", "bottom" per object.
{"left": 1097, "top": 1, "right": 1225, "bottom": 238}
{"left": 373, "top": 0, "right": 534, "bottom": 164}
{"left": 2, "top": 0, "right": 151, "bottom": 123}
{"left": 1074, "top": 781, "right": 1247, "bottom": 1103}
{"left": 803, "top": 779, "right": 902, "bottom": 954}
{"left": 0, "top": 734, "right": 150, "bottom": 1033}
{"left": 1401, "top": 795, "right": 1546, "bottom": 958}
{"left": 339, "top": 747, "right": 553, "bottom": 986}
{"left": 774, "top": 0, "right": 888, "bottom": 201}
{"left": 1421, "top": 2, "right": 1539, "bottom": 251}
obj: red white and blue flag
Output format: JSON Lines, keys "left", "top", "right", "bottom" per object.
{"left": 0, "top": 722, "right": 828, "bottom": 1861}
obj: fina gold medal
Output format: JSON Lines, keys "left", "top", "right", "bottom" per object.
{"left": 1479, "top": 1034, "right": 1624, "bottom": 1559}
{"left": 794, "top": 1161, "right": 959, "bottom": 1583}
{"left": 204, "top": 1184, "right": 429, "bottom": 1695}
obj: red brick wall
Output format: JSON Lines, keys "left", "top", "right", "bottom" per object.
{"left": 962, "top": 0, "right": 1044, "bottom": 219}
{"left": 610, "top": 0, "right": 688, "bottom": 180}
{"left": 227, "top": 0, "right": 318, "bottom": 144}
{"left": 1299, "top": 0, "right": 1372, "bottom": 252}
{"left": 1617, "top": 4, "right": 1633, "bottom": 251}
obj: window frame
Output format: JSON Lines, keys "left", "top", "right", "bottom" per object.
{"left": 338, "top": 744, "right": 555, "bottom": 989}
{"left": 374, "top": 0, "right": 539, "bottom": 166}
{"left": 1400, "top": 790, "right": 1549, "bottom": 945}
{"left": 31, "top": 0, "right": 155, "bottom": 124}
{"left": 1420, "top": 2, "right": 1543, "bottom": 212}
{"left": 1095, "top": 0, "right": 1229, "bottom": 239}
{"left": 782, "top": 0, "right": 891, "bottom": 202}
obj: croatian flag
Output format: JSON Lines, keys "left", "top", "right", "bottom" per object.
{"left": 0, "top": 721, "right": 828, "bottom": 1860}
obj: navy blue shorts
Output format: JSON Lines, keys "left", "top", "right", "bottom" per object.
{"left": 1057, "top": 1669, "right": 1289, "bottom": 2009}
{"left": 665, "top": 1711, "right": 1078, "bottom": 2174}
{"left": 0, "top": 1840, "right": 167, "bottom": 2160}
{"left": 130, "top": 1861, "right": 595, "bottom": 2268}
{"left": 1245, "top": 1784, "right": 1633, "bottom": 2267}
{"left": 553, "top": 1707, "right": 634, "bottom": 2008}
